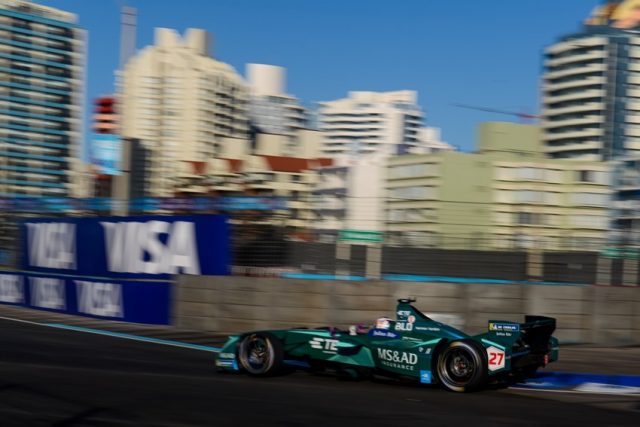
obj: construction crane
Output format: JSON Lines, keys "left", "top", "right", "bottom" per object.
{"left": 453, "top": 103, "right": 540, "bottom": 122}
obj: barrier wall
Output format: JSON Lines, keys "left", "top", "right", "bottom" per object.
{"left": 21, "top": 215, "right": 230, "bottom": 278}
{"left": 174, "top": 276, "right": 640, "bottom": 345}
{"left": 0, "top": 214, "right": 230, "bottom": 325}
{"left": 0, "top": 271, "right": 171, "bottom": 324}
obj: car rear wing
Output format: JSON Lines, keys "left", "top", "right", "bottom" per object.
{"left": 520, "top": 316, "right": 556, "bottom": 354}
{"left": 486, "top": 316, "right": 556, "bottom": 354}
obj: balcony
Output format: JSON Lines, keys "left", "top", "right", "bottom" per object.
{"left": 541, "top": 102, "right": 605, "bottom": 117}
{"left": 544, "top": 140, "right": 601, "bottom": 153}
{"left": 542, "top": 116, "right": 604, "bottom": 129}
{"left": 545, "top": 37, "right": 607, "bottom": 55}
{"left": 545, "top": 51, "right": 606, "bottom": 68}
{"left": 544, "top": 89, "right": 604, "bottom": 105}
{"left": 544, "top": 64, "right": 606, "bottom": 81}
{"left": 625, "top": 127, "right": 640, "bottom": 138}
{"left": 544, "top": 128, "right": 603, "bottom": 141}
{"left": 543, "top": 76, "right": 604, "bottom": 92}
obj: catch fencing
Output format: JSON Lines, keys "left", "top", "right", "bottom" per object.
{"left": 0, "top": 220, "right": 632, "bottom": 285}
{"left": 0, "top": 198, "right": 635, "bottom": 285}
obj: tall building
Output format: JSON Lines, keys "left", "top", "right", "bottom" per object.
{"left": 246, "top": 63, "right": 306, "bottom": 153}
{"left": 0, "top": 0, "right": 85, "bottom": 197}
{"left": 541, "top": 0, "right": 640, "bottom": 161}
{"left": 313, "top": 154, "right": 386, "bottom": 241}
{"left": 414, "top": 127, "right": 454, "bottom": 154}
{"left": 119, "top": 28, "right": 249, "bottom": 196}
{"left": 386, "top": 123, "right": 611, "bottom": 250}
{"left": 318, "top": 91, "right": 424, "bottom": 157}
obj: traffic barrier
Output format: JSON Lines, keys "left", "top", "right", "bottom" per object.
{"left": 175, "top": 276, "right": 640, "bottom": 345}
{"left": 20, "top": 214, "right": 230, "bottom": 279}
{"left": 0, "top": 271, "right": 171, "bottom": 325}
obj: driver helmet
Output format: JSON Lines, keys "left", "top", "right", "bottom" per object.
{"left": 375, "top": 317, "right": 392, "bottom": 330}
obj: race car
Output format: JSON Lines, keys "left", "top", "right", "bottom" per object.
{"left": 216, "top": 298, "right": 558, "bottom": 392}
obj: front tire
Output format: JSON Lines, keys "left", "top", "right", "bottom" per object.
{"left": 436, "top": 340, "right": 487, "bottom": 392}
{"left": 238, "top": 332, "right": 284, "bottom": 376}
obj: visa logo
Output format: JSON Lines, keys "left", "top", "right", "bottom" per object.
{"left": 0, "top": 274, "right": 24, "bottom": 303}
{"left": 101, "top": 221, "right": 201, "bottom": 274}
{"left": 76, "top": 280, "right": 124, "bottom": 318}
{"left": 30, "top": 277, "right": 66, "bottom": 310}
{"left": 26, "top": 223, "right": 76, "bottom": 270}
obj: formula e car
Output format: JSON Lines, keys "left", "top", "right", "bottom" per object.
{"left": 216, "top": 298, "right": 558, "bottom": 392}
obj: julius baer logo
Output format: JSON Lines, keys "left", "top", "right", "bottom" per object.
{"left": 27, "top": 220, "right": 201, "bottom": 274}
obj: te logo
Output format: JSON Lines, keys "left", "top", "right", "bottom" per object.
{"left": 309, "top": 337, "right": 339, "bottom": 353}
{"left": 486, "top": 346, "right": 505, "bottom": 371}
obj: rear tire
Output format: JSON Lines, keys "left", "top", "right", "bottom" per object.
{"left": 436, "top": 340, "right": 488, "bottom": 392}
{"left": 238, "top": 332, "right": 284, "bottom": 376}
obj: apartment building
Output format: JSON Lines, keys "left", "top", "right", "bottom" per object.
{"left": 318, "top": 91, "right": 424, "bottom": 157}
{"left": 542, "top": 1, "right": 640, "bottom": 161}
{"left": 386, "top": 123, "right": 611, "bottom": 250}
{"left": 246, "top": 63, "right": 306, "bottom": 155}
{"left": 172, "top": 155, "right": 331, "bottom": 227}
{"left": 313, "top": 154, "right": 386, "bottom": 241}
{"left": 0, "top": 0, "right": 84, "bottom": 197}
{"left": 119, "top": 28, "right": 249, "bottom": 196}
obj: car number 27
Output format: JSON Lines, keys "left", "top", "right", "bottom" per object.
{"left": 485, "top": 346, "right": 505, "bottom": 371}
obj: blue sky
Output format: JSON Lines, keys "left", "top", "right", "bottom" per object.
{"left": 36, "top": 0, "right": 601, "bottom": 152}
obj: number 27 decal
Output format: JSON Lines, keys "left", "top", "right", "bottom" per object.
{"left": 486, "top": 346, "right": 505, "bottom": 371}
{"left": 489, "top": 352, "right": 504, "bottom": 365}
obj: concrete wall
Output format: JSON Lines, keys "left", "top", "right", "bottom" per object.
{"left": 174, "top": 276, "right": 640, "bottom": 345}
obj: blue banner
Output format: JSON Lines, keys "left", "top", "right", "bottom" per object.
{"left": 91, "top": 133, "right": 122, "bottom": 175}
{"left": 0, "top": 272, "right": 171, "bottom": 325}
{"left": 20, "top": 215, "right": 230, "bottom": 279}
{"left": 0, "top": 196, "right": 288, "bottom": 213}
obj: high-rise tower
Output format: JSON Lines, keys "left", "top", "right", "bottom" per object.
{"left": 0, "top": 0, "right": 85, "bottom": 197}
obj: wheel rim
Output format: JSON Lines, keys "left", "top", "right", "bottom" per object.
{"left": 241, "top": 335, "right": 274, "bottom": 374}
{"left": 440, "top": 346, "right": 476, "bottom": 387}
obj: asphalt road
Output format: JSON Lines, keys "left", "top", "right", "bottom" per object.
{"left": 0, "top": 318, "right": 638, "bottom": 427}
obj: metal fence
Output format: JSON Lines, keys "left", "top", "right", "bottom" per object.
{"left": 0, "top": 198, "right": 634, "bottom": 285}
{"left": 230, "top": 236, "right": 607, "bottom": 284}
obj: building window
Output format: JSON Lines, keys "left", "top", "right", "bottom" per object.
{"left": 389, "top": 163, "right": 432, "bottom": 179}
{"left": 516, "top": 190, "right": 545, "bottom": 203}
{"left": 577, "top": 170, "right": 607, "bottom": 184}
{"left": 389, "top": 186, "right": 434, "bottom": 199}
{"left": 571, "top": 192, "right": 608, "bottom": 206}
{"left": 515, "top": 212, "right": 545, "bottom": 225}
{"left": 517, "top": 167, "right": 544, "bottom": 181}
{"left": 571, "top": 215, "right": 608, "bottom": 229}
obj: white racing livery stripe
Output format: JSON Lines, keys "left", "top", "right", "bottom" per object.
{"left": 0, "top": 315, "right": 221, "bottom": 353}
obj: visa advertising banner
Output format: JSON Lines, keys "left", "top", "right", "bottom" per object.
{"left": 20, "top": 215, "right": 230, "bottom": 279}
{"left": 0, "top": 272, "right": 171, "bottom": 325}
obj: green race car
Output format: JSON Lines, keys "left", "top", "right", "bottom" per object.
{"left": 216, "top": 298, "right": 558, "bottom": 392}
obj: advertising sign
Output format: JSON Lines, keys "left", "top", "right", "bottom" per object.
{"left": 91, "top": 133, "right": 122, "bottom": 175}
{"left": 20, "top": 215, "right": 231, "bottom": 279}
{"left": 0, "top": 271, "right": 171, "bottom": 325}
{"left": 338, "top": 229, "right": 384, "bottom": 243}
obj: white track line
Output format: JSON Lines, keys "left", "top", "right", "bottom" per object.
{"left": 0, "top": 315, "right": 221, "bottom": 353}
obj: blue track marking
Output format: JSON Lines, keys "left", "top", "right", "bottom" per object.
{"left": 45, "top": 323, "right": 222, "bottom": 353}
{"left": 517, "top": 372, "right": 640, "bottom": 390}
{"left": 280, "top": 272, "right": 582, "bottom": 286}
